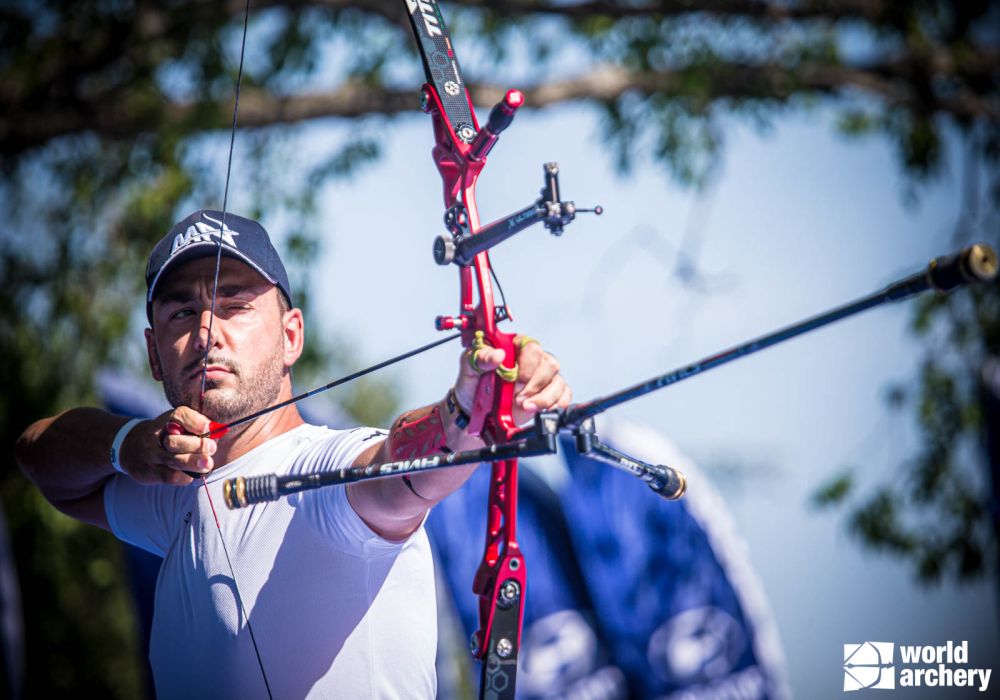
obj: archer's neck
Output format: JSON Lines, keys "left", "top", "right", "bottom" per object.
{"left": 213, "top": 404, "right": 305, "bottom": 467}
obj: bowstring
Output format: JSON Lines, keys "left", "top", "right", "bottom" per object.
{"left": 198, "top": 1, "right": 273, "bottom": 697}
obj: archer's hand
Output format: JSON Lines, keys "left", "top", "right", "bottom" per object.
{"left": 119, "top": 407, "right": 217, "bottom": 485}
{"left": 454, "top": 335, "right": 571, "bottom": 427}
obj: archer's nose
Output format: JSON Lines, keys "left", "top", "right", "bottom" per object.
{"left": 195, "top": 308, "right": 220, "bottom": 352}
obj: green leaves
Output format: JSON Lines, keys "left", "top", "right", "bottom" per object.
{"left": 811, "top": 470, "right": 854, "bottom": 508}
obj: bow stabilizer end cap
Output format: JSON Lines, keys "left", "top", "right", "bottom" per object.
{"left": 647, "top": 465, "right": 687, "bottom": 500}
{"left": 926, "top": 242, "right": 998, "bottom": 293}
{"left": 434, "top": 235, "right": 456, "bottom": 265}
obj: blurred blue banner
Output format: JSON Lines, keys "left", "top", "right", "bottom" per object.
{"left": 429, "top": 423, "right": 790, "bottom": 699}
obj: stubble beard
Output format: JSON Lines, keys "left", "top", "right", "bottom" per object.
{"left": 162, "top": 340, "right": 286, "bottom": 424}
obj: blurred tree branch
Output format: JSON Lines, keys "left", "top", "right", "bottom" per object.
{"left": 5, "top": 51, "right": 997, "bottom": 154}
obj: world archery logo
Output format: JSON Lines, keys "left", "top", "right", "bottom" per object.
{"left": 842, "top": 639, "right": 993, "bottom": 692}
{"left": 844, "top": 642, "right": 895, "bottom": 691}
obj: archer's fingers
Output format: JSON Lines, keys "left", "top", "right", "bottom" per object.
{"left": 160, "top": 407, "right": 216, "bottom": 464}
{"left": 460, "top": 346, "right": 505, "bottom": 378}
{"left": 167, "top": 406, "right": 212, "bottom": 436}
{"left": 519, "top": 374, "right": 569, "bottom": 412}
{"left": 121, "top": 446, "right": 204, "bottom": 486}
{"left": 555, "top": 383, "right": 572, "bottom": 409}
{"left": 515, "top": 350, "right": 561, "bottom": 403}
{"left": 160, "top": 430, "right": 217, "bottom": 457}
{"left": 160, "top": 450, "right": 214, "bottom": 475}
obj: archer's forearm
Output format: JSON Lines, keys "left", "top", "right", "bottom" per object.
{"left": 15, "top": 407, "right": 125, "bottom": 505}
{"left": 400, "top": 395, "right": 483, "bottom": 502}
{"left": 346, "top": 396, "right": 483, "bottom": 540}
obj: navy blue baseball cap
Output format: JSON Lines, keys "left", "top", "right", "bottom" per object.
{"left": 145, "top": 210, "right": 292, "bottom": 319}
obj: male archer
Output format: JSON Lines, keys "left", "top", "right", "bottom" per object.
{"left": 16, "top": 210, "right": 571, "bottom": 698}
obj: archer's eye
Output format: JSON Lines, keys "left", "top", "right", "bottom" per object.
{"left": 169, "top": 308, "right": 196, "bottom": 320}
{"left": 223, "top": 302, "right": 252, "bottom": 315}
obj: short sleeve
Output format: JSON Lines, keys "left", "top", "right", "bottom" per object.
{"left": 104, "top": 474, "right": 188, "bottom": 557}
{"left": 288, "top": 426, "right": 387, "bottom": 476}
{"left": 289, "top": 427, "right": 427, "bottom": 553}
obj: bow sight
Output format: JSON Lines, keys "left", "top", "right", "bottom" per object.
{"left": 433, "top": 157, "right": 604, "bottom": 267}
{"left": 428, "top": 89, "right": 601, "bottom": 268}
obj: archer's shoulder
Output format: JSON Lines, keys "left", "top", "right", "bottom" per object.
{"left": 285, "top": 424, "right": 387, "bottom": 475}
{"left": 295, "top": 423, "right": 386, "bottom": 445}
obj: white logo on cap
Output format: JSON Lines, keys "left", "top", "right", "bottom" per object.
{"left": 171, "top": 213, "right": 239, "bottom": 254}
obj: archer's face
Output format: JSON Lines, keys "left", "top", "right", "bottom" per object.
{"left": 145, "top": 257, "right": 301, "bottom": 423}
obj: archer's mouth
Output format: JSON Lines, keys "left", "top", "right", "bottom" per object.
{"left": 189, "top": 364, "right": 235, "bottom": 382}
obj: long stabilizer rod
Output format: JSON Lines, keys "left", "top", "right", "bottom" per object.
{"left": 562, "top": 243, "right": 998, "bottom": 428}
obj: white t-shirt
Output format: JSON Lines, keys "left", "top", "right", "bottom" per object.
{"left": 104, "top": 423, "right": 437, "bottom": 699}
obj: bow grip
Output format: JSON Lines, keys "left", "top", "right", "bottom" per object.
{"left": 466, "top": 372, "right": 494, "bottom": 437}
{"left": 464, "top": 330, "right": 519, "bottom": 438}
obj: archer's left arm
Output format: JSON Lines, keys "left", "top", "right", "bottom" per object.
{"left": 345, "top": 338, "right": 570, "bottom": 541}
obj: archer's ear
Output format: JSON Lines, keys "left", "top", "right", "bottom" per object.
{"left": 283, "top": 307, "right": 305, "bottom": 369}
{"left": 144, "top": 328, "right": 164, "bottom": 382}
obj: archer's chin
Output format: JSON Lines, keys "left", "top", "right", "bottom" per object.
{"left": 199, "top": 390, "right": 243, "bottom": 422}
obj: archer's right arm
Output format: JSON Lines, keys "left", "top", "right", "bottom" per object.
{"left": 15, "top": 406, "right": 213, "bottom": 530}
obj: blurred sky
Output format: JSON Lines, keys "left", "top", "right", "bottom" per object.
{"left": 284, "top": 102, "right": 999, "bottom": 696}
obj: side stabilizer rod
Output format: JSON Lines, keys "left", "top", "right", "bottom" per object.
{"left": 573, "top": 418, "right": 686, "bottom": 500}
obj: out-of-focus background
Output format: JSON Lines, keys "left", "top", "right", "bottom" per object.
{"left": 1, "top": 2, "right": 997, "bottom": 698}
